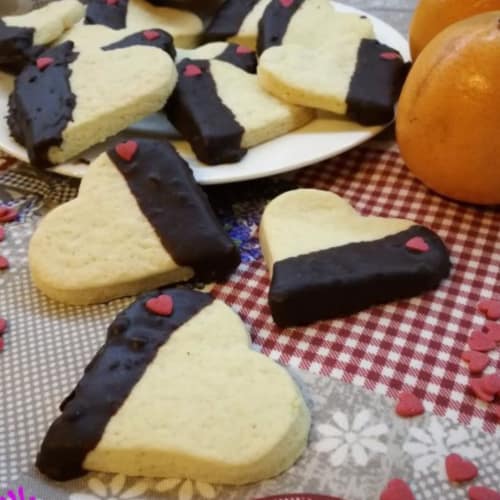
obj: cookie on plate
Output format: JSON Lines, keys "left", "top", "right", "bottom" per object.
{"left": 165, "top": 58, "right": 314, "bottom": 164}
{"left": 0, "top": 0, "right": 84, "bottom": 74}
{"left": 204, "top": 0, "right": 272, "bottom": 48}
{"left": 257, "top": 0, "right": 374, "bottom": 55}
{"left": 177, "top": 41, "right": 257, "bottom": 73}
{"left": 260, "top": 189, "right": 451, "bottom": 326}
{"left": 258, "top": 40, "right": 409, "bottom": 125}
{"left": 8, "top": 40, "right": 176, "bottom": 167}
{"left": 59, "top": 23, "right": 176, "bottom": 59}
{"left": 84, "top": 0, "right": 203, "bottom": 48}
{"left": 29, "top": 139, "right": 240, "bottom": 305}
{"left": 37, "top": 288, "right": 310, "bottom": 483}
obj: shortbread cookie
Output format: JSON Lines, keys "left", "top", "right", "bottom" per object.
{"left": 204, "top": 0, "right": 272, "bottom": 49}
{"left": 257, "top": 0, "right": 374, "bottom": 55}
{"left": 84, "top": 0, "right": 203, "bottom": 48}
{"left": 166, "top": 58, "right": 314, "bottom": 164}
{"left": 260, "top": 189, "right": 451, "bottom": 326}
{"left": 258, "top": 40, "right": 409, "bottom": 125}
{"left": 37, "top": 288, "right": 310, "bottom": 483}
{"left": 177, "top": 42, "right": 257, "bottom": 73}
{"left": 29, "top": 139, "right": 240, "bottom": 305}
{"left": 8, "top": 40, "right": 176, "bottom": 167}
{"left": 0, "top": 0, "right": 84, "bottom": 73}
{"left": 60, "top": 23, "right": 176, "bottom": 59}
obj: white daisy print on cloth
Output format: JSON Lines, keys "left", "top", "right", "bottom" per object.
{"left": 403, "top": 417, "right": 483, "bottom": 474}
{"left": 70, "top": 474, "right": 149, "bottom": 500}
{"left": 155, "top": 478, "right": 217, "bottom": 500}
{"left": 314, "top": 409, "right": 389, "bottom": 467}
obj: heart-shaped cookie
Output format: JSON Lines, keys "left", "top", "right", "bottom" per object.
{"left": 29, "top": 139, "right": 240, "bottom": 305}
{"left": 8, "top": 40, "right": 176, "bottom": 167}
{"left": 395, "top": 392, "right": 425, "bottom": 418}
{"left": 260, "top": 189, "right": 451, "bottom": 326}
{"left": 84, "top": 0, "right": 203, "bottom": 48}
{"left": 166, "top": 59, "right": 313, "bottom": 164}
{"left": 445, "top": 454, "right": 478, "bottom": 483}
{"left": 380, "top": 478, "right": 415, "bottom": 500}
{"left": 461, "top": 350, "right": 490, "bottom": 374}
{"left": 37, "top": 288, "right": 310, "bottom": 484}
{"left": 0, "top": 0, "right": 84, "bottom": 74}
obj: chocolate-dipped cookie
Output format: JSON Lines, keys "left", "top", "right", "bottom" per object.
{"left": 260, "top": 189, "right": 451, "bottom": 326}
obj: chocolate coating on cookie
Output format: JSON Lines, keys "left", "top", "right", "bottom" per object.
{"left": 109, "top": 138, "right": 240, "bottom": 280}
{"left": 85, "top": 0, "right": 129, "bottom": 29}
{"left": 7, "top": 42, "right": 77, "bottom": 167}
{"left": 204, "top": 0, "right": 260, "bottom": 43}
{"left": 257, "top": 0, "right": 305, "bottom": 55}
{"left": 102, "top": 29, "right": 176, "bottom": 59}
{"left": 0, "top": 20, "right": 44, "bottom": 74}
{"left": 346, "top": 39, "right": 410, "bottom": 125}
{"left": 269, "top": 226, "right": 451, "bottom": 326}
{"left": 165, "top": 59, "right": 246, "bottom": 164}
{"left": 216, "top": 43, "right": 257, "bottom": 73}
{"left": 37, "top": 288, "right": 213, "bottom": 481}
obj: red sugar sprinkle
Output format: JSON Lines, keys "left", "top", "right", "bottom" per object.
{"left": 0, "top": 318, "right": 6, "bottom": 335}
{"left": 145, "top": 294, "right": 174, "bottom": 316}
{"left": 461, "top": 350, "right": 490, "bottom": 374}
{"left": 380, "top": 51, "right": 402, "bottom": 60}
{"left": 184, "top": 64, "right": 202, "bottom": 77}
{"left": 236, "top": 45, "right": 253, "bottom": 54}
{"left": 115, "top": 141, "right": 138, "bottom": 162}
{"left": 445, "top": 453, "right": 478, "bottom": 483}
{"left": 143, "top": 30, "right": 160, "bottom": 41}
{"left": 468, "top": 486, "right": 500, "bottom": 500}
{"left": 395, "top": 391, "right": 425, "bottom": 418}
{"left": 478, "top": 299, "right": 500, "bottom": 320}
{"left": 405, "top": 236, "right": 429, "bottom": 253}
{"left": 380, "top": 478, "right": 415, "bottom": 500}
{"left": 470, "top": 378, "right": 494, "bottom": 403}
{"left": 468, "top": 330, "right": 496, "bottom": 352}
{"left": 280, "top": 0, "right": 294, "bottom": 6}
{"left": 0, "top": 256, "right": 9, "bottom": 270}
{"left": 0, "top": 207, "right": 18, "bottom": 223}
{"left": 36, "top": 57, "right": 55, "bottom": 71}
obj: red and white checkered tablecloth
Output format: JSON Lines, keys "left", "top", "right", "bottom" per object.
{"left": 213, "top": 143, "right": 500, "bottom": 433}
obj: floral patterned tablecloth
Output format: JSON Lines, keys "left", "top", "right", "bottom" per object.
{"left": 0, "top": 139, "right": 499, "bottom": 500}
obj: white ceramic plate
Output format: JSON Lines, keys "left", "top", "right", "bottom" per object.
{"left": 0, "top": 2, "right": 409, "bottom": 185}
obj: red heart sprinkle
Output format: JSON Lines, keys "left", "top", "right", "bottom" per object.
{"left": 470, "top": 378, "right": 494, "bottom": 403}
{"left": 483, "top": 321, "right": 500, "bottom": 342}
{"left": 468, "top": 486, "right": 500, "bottom": 500}
{"left": 480, "top": 373, "right": 500, "bottom": 395}
{"left": 36, "top": 57, "right": 55, "bottom": 71}
{"left": 0, "top": 256, "right": 9, "bottom": 270}
{"left": 236, "top": 45, "right": 253, "bottom": 54}
{"left": 380, "top": 51, "right": 401, "bottom": 60}
{"left": 145, "top": 294, "right": 174, "bottom": 316}
{"left": 461, "top": 351, "right": 490, "bottom": 374}
{"left": 395, "top": 392, "right": 425, "bottom": 418}
{"left": 0, "top": 226, "right": 4, "bottom": 241}
{"left": 0, "top": 207, "right": 18, "bottom": 223}
{"left": 0, "top": 318, "right": 6, "bottom": 335}
{"left": 478, "top": 299, "right": 500, "bottom": 320}
{"left": 405, "top": 236, "right": 429, "bottom": 252}
{"left": 380, "top": 478, "right": 415, "bottom": 500}
{"left": 143, "top": 30, "right": 160, "bottom": 41}
{"left": 115, "top": 141, "right": 138, "bottom": 162}
{"left": 445, "top": 454, "right": 478, "bottom": 483}
{"left": 106, "top": 0, "right": 119, "bottom": 5}
{"left": 184, "top": 64, "right": 202, "bottom": 77}
{"left": 468, "top": 330, "right": 496, "bottom": 352}
{"left": 280, "top": 0, "right": 294, "bottom": 7}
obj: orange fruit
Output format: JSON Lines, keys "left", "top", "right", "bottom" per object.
{"left": 409, "top": 0, "right": 500, "bottom": 59}
{"left": 396, "top": 12, "right": 500, "bottom": 205}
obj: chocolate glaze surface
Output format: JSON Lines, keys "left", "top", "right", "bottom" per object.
{"left": 204, "top": 0, "right": 260, "bottom": 43}
{"left": 165, "top": 59, "right": 246, "bottom": 165}
{"left": 346, "top": 39, "right": 410, "bottom": 125}
{"left": 269, "top": 226, "right": 451, "bottom": 327}
{"left": 216, "top": 43, "right": 257, "bottom": 73}
{"left": 7, "top": 42, "right": 77, "bottom": 167}
{"left": 85, "top": 0, "right": 129, "bottom": 29}
{"left": 102, "top": 29, "right": 176, "bottom": 59}
{"left": 0, "top": 20, "right": 44, "bottom": 74}
{"left": 257, "top": 0, "right": 305, "bottom": 55}
{"left": 109, "top": 138, "right": 240, "bottom": 281}
{"left": 37, "top": 288, "right": 213, "bottom": 481}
